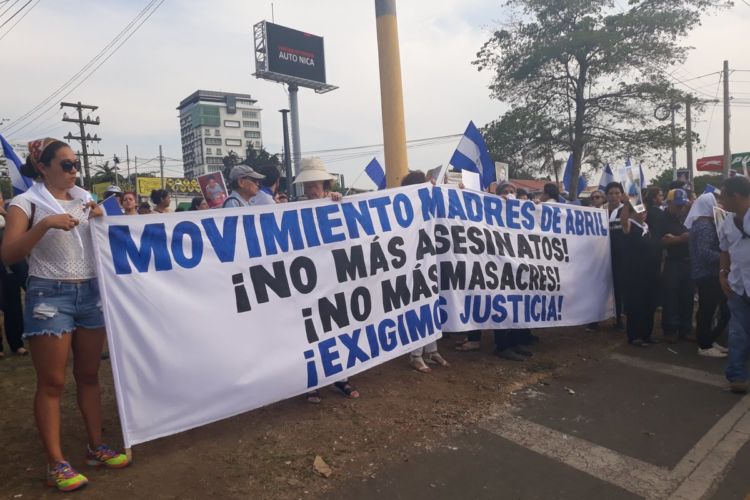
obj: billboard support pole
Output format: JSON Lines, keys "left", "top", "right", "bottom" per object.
{"left": 288, "top": 83, "right": 302, "bottom": 197}
{"left": 279, "top": 108, "right": 293, "bottom": 197}
{"left": 375, "top": 0, "right": 408, "bottom": 188}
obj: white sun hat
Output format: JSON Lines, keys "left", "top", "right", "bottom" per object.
{"left": 293, "top": 157, "right": 336, "bottom": 184}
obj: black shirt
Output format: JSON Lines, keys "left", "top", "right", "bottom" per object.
{"left": 655, "top": 210, "right": 689, "bottom": 260}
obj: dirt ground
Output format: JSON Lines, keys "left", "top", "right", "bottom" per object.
{"left": 1, "top": 326, "right": 624, "bottom": 499}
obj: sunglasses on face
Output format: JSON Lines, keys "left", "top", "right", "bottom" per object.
{"left": 60, "top": 159, "right": 82, "bottom": 172}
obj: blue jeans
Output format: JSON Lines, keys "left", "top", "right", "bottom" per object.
{"left": 23, "top": 277, "right": 104, "bottom": 339}
{"left": 726, "top": 294, "right": 750, "bottom": 383}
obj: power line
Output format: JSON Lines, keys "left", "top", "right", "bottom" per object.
{"left": 0, "top": 0, "right": 32, "bottom": 30}
{"left": 0, "top": 0, "right": 21, "bottom": 19}
{"left": 0, "top": 0, "right": 40, "bottom": 41}
{"left": 301, "top": 133, "right": 462, "bottom": 155}
{"left": 1, "top": 0, "right": 165, "bottom": 136}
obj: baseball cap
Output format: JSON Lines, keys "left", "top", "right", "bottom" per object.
{"left": 229, "top": 165, "right": 265, "bottom": 183}
{"left": 667, "top": 188, "right": 689, "bottom": 206}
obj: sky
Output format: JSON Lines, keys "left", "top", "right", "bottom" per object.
{"left": 1, "top": 0, "right": 749, "bottom": 189}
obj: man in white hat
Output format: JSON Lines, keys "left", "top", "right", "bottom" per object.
{"left": 293, "top": 157, "right": 342, "bottom": 201}
{"left": 223, "top": 165, "right": 266, "bottom": 208}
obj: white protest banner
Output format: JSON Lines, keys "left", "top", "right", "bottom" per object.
{"left": 91, "top": 185, "right": 613, "bottom": 448}
{"left": 421, "top": 189, "right": 614, "bottom": 330}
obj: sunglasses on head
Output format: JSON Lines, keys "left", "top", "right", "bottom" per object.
{"left": 60, "top": 159, "right": 81, "bottom": 172}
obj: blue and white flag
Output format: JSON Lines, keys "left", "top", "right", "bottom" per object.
{"left": 598, "top": 163, "right": 615, "bottom": 191}
{"left": 102, "top": 194, "right": 125, "bottom": 216}
{"left": 562, "top": 153, "right": 587, "bottom": 194}
{"left": 638, "top": 162, "right": 648, "bottom": 189}
{"left": 364, "top": 157, "right": 386, "bottom": 191}
{"left": 0, "top": 134, "right": 33, "bottom": 195}
{"left": 449, "top": 121, "right": 496, "bottom": 190}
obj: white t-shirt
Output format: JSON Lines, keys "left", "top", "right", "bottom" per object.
{"left": 9, "top": 195, "right": 97, "bottom": 280}
{"left": 719, "top": 209, "right": 750, "bottom": 296}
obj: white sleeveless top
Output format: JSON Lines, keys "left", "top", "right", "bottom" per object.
{"left": 10, "top": 195, "right": 96, "bottom": 280}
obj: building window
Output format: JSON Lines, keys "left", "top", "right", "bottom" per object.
{"left": 237, "top": 99, "right": 254, "bottom": 106}
{"left": 205, "top": 138, "right": 222, "bottom": 145}
{"left": 206, "top": 148, "right": 212, "bottom": 155}
{"left": 225, "top": 139, "right": 242, "bottom": 147}
{"left": 243, "top": 120, "right": 260, "bottom": 128}
{"left": 206, "top": 157, "right": 223, "bottom": 165}
{"left": 216, "top": 148, "right": 222, "bottom": 156}
{"left": 214, "top": 129, "right": 221, "bottom": 136}
{"left": 224, "top": 120, "right": 241, "bottom": 128}
{"left": 204, "top": 129, "right": 210, "bottom": 136}
{"left": 242, "top": 111, "right": 258, "bottom": 118}
{"left": 244, "top": 131, "right": 261, "bottom": 139}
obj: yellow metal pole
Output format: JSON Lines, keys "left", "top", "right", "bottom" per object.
{"left": 375, "top": 0, "right": 408, "bottom": 188}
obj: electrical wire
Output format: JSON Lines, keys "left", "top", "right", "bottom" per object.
{"left": 0, "top": 0, "right": 31, "bottom": 30}
{"left": 2, "top": 0, "right": 165, "bottom": 136}
{"left": 0, "top": 0, "right": 40, "bottom": 41}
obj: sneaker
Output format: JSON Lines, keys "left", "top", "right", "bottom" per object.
{"left": 629, "top": 339, "right": 649, "bottom": 348}
{"left": 712, "top": 343, "right": 728, "bottom": 354}
{"left": 698, "top": 346, "right": 727, "bottom": 358}
{"left": 86, "top": 444, "right": 130, "bottom": 469}
{"left": 495, "top": 348, "right": 525, "bottom": 361}
{"left": 729, "top": 381, "right": 748, "bottom": 394}
{"left": 47, "top": 461, "right": 88, "bottom": 492}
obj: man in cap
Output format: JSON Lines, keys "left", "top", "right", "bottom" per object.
{"left": 658, "top": 188, "right": 693, "bottom": 343}
{"left": 222, "top": 165, "right": 266, "bottom": 208}
{"left": 103, "top": 185, "right": 123, "bottom": 205}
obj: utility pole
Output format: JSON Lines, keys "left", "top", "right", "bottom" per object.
{"left": 159, "top": 145, "right": 165, "bottom": 189}
{"left": 723, "top": 60, "right": 731, "bottom": 179}
{"left": 126, "top": 145, "right": 131, "bottom": 190}
{"left": 374, "top": 0, "right": 409, "bottom": 187}
{"left": 670, "top": 102, "right": 678, "bottom": 181}
{"left": 61, "top": 101, "right": 102, "bottom": 189}
{"left": 685, "top": 96, "right": 693, "bottom": 185}
{"left": 134, "top": 156, "right": 139, "bottom": 196}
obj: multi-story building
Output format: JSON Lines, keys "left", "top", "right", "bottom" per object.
{"left": 177, "top": 90, "right": 263, "bottom": 178}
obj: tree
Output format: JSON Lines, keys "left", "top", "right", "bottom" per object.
{"left": 91, "top": 161, "right": 125, "bottom": 185}
{"left": 474, "top": 0, "right": 729, "bottom": 198}
{"left": 222, "top": 145, "right": 281, "bottom": 183}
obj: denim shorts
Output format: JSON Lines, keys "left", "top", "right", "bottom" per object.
{"left": 23, "top": 277, "right": 105, "bottom": 339}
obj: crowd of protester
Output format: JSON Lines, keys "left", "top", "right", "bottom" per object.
{"left": 1, "top": 136, "right": 749, "bottom": 492}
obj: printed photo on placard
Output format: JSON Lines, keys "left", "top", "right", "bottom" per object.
{"left": 617, "top": 166, "right": 645, "bottom": 213}
{"left": 197, "top": 172, "right": 228, "bottom": 208}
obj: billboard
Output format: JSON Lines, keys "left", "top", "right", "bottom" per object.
{"left": 253, "top": 21, "right": 336, "bottom": 93}
{"left": 266, "top": 22, "right": 326, "bottom": 84}
{"left": 136, "top": 177, "right": 201, "bottom": 197}
{"left": 696, "top": 152, "right": 750, "bottom": 173}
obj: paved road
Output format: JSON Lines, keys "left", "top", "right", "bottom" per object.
{"left": 329, "top": 339, "right": 750, "bottom": 500}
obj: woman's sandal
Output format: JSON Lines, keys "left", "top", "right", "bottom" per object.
{"left": 455, "top": 341, "right": 480, "bottom": 352}
{"left": 409, "top": 355, "right": 432, "bottom": 373}
{"left": 15, "top": 347, "right": 29, "bottom": 356}
{"left": 333, "top": 381, "right": 360, "bottom": 399}
{"left": 305, "top": 390, "right": 322, "bottom": 404}
{"left": 424, "top": 352, "right": 450, "bottom": 367}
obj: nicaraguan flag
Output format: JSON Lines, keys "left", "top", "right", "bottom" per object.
{"left": 1, "top": 134, "right": 33, "bottom": 195}
{"left": 101, "top": 194, "right": 124, "bottom": 216}
{"left": 364, "top": 157, "right": 386, "bottom": 190}
{"left": 638, "top": 162, "right": 647, "bottom": 188}
{"left": 704, "top": 184, "right": 719, "bottom": 194}
{"left": 449, "top": 121, "right": 496, "bottom": 190}
{"left": 562, "top": 154, "right": 587, "bottom": 194}
{"left": 598, "top": 163, "right": 615, "bottom": 190}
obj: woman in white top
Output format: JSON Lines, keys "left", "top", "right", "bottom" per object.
{"left": 1, "top": 138, "right": 129, "bottom": 492}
